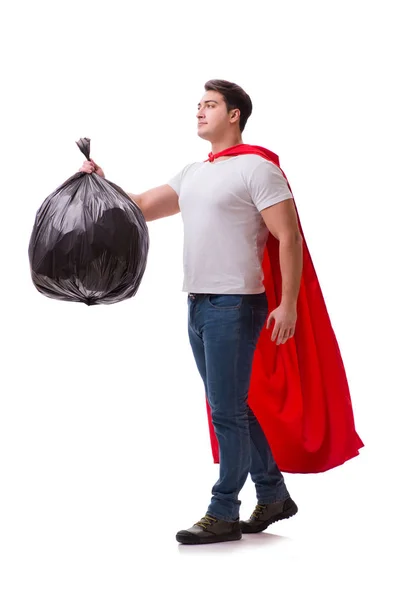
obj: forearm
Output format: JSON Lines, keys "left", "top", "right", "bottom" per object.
{"left": 279, "top": 235, "right": 303, "bottom": 307}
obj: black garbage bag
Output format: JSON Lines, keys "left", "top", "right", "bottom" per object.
{"left": 28, "top": 138, "right": 149, "bottom": 305}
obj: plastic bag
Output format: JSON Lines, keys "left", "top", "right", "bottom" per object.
{"left": 28, "top": 138, "right": 149, "bottom": 305}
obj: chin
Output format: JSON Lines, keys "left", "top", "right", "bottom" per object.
{"left": 197, "top": 126, "right": 211, "bottom": 140}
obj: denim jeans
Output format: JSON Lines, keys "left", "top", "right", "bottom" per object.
{"left": 187, "top": 292, "right": 290, "bottom": 522}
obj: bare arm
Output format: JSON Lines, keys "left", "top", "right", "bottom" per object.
{"left": 78, "top": 161, "right": 180, "bottom": 223}
{"left": 260, "top": 198, "right": 303, "bottom": 307}
{"left": 128, "top": 185, "right": 180, "bottom": 222}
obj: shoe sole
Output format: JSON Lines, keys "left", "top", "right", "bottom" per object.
{"left": 176, "top": 531, "right": 242, "bottom": 545}
{"left": 240, "top": 502, "right": 298, "bottom": 534}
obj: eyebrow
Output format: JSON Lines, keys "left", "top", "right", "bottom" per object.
{"left": 197, "top": 100, "right": 219, "bottom": 108}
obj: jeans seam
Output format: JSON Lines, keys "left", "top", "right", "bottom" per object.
{"left": 229, "top": 303, "right": 246, "bottom": 521}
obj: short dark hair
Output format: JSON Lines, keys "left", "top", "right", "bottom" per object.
{"left": 204, "top": 79, "right": 253, "bottom": 133}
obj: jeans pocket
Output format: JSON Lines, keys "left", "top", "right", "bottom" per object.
{"left": 207, "top": 294, "right": 243, "bottom": 310}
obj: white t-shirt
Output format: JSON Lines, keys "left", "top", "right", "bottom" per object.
{"left": 167, "top": 154, "right": 293, "bottom": 294}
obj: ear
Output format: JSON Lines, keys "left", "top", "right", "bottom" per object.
{"left": 230, "top": 109, "right": 240, "bottom": 123}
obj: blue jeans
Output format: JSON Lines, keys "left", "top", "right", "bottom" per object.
{"left": 187, "top": 292, "right": 290, "bottom": 522}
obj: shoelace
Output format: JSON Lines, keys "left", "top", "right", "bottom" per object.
{"left": 251, "top": 504, "right": 268, "bottom": 520}
{"left": 195, "top": 515, "right": 218, "bottom": 529}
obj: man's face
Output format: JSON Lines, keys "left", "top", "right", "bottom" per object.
{"left": 196, "top": 90, "right": 238, "bottom": 140}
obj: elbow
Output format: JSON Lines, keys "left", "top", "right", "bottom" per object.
{"left": 279, "top": 232, "right": 303, "bottom": 245}
{"left": 128, "top": 193, "right": 143, "bottom": 209}
{"left": 128, "top": 194, "right": 149, "bottom": 221}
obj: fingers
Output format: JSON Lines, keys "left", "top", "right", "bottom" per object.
{"left": 277, "top": 329, "right": 287, "bottom": 345}
{"left": 79, "top": 160, "right": 94, "bottom": 173}
{"left": 275, "top": 327, "right": 283, "bottom": 345}
{"left": 276, "top": 327, "right": 295, "bottom": 345}
{"left": 267, "top": 314, "right": 281, "bottom": 343}
{"left": 266, "top": 312, "right": 274, "bottom": 330}
{"left": 266, "top": 309, "right": 296, "bottom": 345}
{"left": 79, "top": 160, "right": 96, "bottom": 174}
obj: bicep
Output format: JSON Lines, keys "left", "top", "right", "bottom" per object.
{"left": 139, "top": 184, "right": 180, "bottom": 221}
{"left": 260, "top": 198, "right": 301, "bottom": 241}
{"left": 249, "top": 161, "right": 293, "bottom": 213}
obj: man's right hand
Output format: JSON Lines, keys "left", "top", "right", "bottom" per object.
{"left": 79, "top": 159, "right": 105, "bottom": 178}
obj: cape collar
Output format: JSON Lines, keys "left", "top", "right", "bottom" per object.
{"left": 206, "top": 143, "right": 280, "bottom": 167}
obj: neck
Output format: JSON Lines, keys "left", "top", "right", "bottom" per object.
{"left": 211, "top": 133, "right": 243, "bottom": 155}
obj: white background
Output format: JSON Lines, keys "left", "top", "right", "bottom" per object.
{"left": 1, "top": 0, "right": 399, "bottom": 598}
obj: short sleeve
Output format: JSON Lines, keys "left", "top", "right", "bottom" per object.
{"left": 248, "top": 160, "right": 293, "bottom": 212}
{"left": 167, "top": 163, "right": 193, "bottom": 196}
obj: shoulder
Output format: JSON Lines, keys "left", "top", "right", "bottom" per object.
{"left": 177, "top": 161, "right": 205, "bottom": 177}
{"left": 237, "top": 155, "right": 286, "bottom": 187}
{"left": 186, "top": 161, "right": 205, "bottom": 172}
{"left": 168, "top": 161, "right": 201, "bottom": 182}
{"left": 237, "top": 154, "right": 281, "bottom": 173}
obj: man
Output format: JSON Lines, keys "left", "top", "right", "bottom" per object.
{"left": 80, "top": 79, "right": 302, "bottom": 545}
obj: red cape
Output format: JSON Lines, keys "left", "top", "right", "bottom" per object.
{"left": 203, "top": 144, "right": 363, "bottom": 473}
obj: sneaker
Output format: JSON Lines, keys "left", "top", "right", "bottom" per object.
{"left": 240, "top": 497, "right": 298, "bottom": 533}
{"left": 176, "top": 514, "right": 242, "bottom": 545}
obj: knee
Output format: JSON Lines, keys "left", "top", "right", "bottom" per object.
{"left": 211, "top": 409, "right": 248, "bottom": 427}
